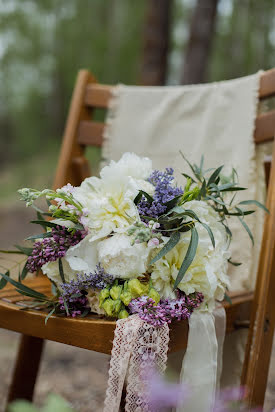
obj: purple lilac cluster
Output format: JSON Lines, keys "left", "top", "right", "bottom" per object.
{"left": 129, "top": 292, "right": 204, "bottom": 327}
{"left": 137, "top": 168, "right": 183, "bottom": 219}
{"left": 59, "top": 294, "right": 88, "bottom": 318}
{"left": 60, "top": 264, "right": 114, "bottom": 299}
{"left": 26, "top": 226, "right": 87, "bottom": 272}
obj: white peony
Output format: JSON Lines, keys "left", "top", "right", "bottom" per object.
{"left": 151, "top": 201, "right": 230, "bottom": 309}
{"left": 42, "top": 235, "right": 99, "bottom": 288}
{"left": 100, "top": 152, "right": 153, "bottom": 181}
{"left": 98, "top": 233, "right": 149, "bottom": 279}
{"left": 41, "top": 258, "right": 78, "bottom": 286}
{"left": 73, "top": 174, "right": 141, "bottom": 241}
{"left": 65, "top": 234, "right": 99, "bottom": 273}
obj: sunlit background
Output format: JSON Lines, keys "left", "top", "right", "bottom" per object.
{"left": 0, "top": 0, "right": 274, "bottom": 410}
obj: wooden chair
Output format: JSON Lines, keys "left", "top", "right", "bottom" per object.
{"left": 1, "top": 69, "right": 275, "bottom": 410}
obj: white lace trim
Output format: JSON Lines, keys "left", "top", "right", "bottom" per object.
{"left": 103, "top": 314, "right": 169, "bottom": 412}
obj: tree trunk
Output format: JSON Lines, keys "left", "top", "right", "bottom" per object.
{"left": 140, "top": 0, "right": 173, "bottom": 85}
{"left": 181, "top": 0, "right": 219, "bottom": 85}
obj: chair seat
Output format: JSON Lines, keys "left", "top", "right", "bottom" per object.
{"left": 0, "top": 276, "right": 253, "bottom": 354}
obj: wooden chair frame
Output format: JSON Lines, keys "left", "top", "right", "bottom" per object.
{"left": 1, "top": 69, "right": 275, "bottom": 409}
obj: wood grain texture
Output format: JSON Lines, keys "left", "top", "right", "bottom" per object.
{"left": 242, "top": 142, "right": 275, "bottom": 408}
{"left": 53, "top": 70, "right": 95, "bottom": 189}
{"left": 84, "top": 69, "right": 275, "bottom": 109}
{"left": 0, "top": 277, "right": 253, "bottom": 355}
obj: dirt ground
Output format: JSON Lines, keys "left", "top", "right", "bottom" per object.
{"left": 0, "top": 205, "right": 274, "bottom": 411}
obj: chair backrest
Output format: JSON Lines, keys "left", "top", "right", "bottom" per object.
{"left": 53, "top": 69, "right": 275, "bottom": 408}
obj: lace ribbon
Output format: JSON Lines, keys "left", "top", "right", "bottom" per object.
{"left": 104, "top": 314, "right": 169, "bottom": 412}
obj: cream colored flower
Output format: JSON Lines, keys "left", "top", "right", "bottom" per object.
{"left": 98, "top": 233, "right": 149, "bottom": 279}
{"left": 151, "top": 201, "right": 230, "bottom": 309}
{"left": 41, "top": 258, "right": 78, "bottom": 286}
{"left": 100, "top": 152, "right": 153, "bottom": 181}
{"left": 87, "top": 290, "right": 105, "bottom": 315}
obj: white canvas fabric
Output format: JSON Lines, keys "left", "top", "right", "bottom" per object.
{"left": 102, "top": 73, "right": 270, "bottom": 395}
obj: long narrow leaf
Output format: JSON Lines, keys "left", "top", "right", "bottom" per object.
{"left": 26, "top": 233, "right": 52, "bottom": 241}
{"left": 58, "top": 259, "right": 66, "bottom": 283}
{"left": 0, "top": 249, "right": 24, "bottom": 255}
{"left": 150, "top": 232, "right": 181, "bottom": 265}
{"left": 30, "top": 220, "right": 58, "bottom": 228}
{"left": 180, "top": 151, "right": 202, "bottom": 181}
{"left": 0, "top": 272, "right": 47, "bottom": 299}
{"left": 237, "top": 217, "right": 254, "bottom": 245}
{"left": 238, "top": 200, "right": 269, "bottom": 213}
{"left": 45, "top": 307, "right": 56, "bottom": 324}
{"left": 207, "top": 165, "right": 223, "bottom": 187}
{"left": 14, "top": 245, "right": 33, "bottom": 256}
{"left": 200, "top": 222, "right": 215, "bottom": 248}
{"left": 0, "top": 271, "right": 9, "bottom": 289}
{"left": 19, "top": 261, "right": 29, "bottom": 282}
{"left": 173, "top": 227, "right": 199, "bottom": 290}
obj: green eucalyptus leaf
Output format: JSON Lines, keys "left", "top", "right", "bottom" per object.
{"left": 207, "top": 165, "right": 224, "bottom": 187}
{"left": 26, "top": 232, "right": 52, "bottom": 241}
{"left": 58, "top": 259, "right": 65, "bottom": 283}
{"left": 150, "top": 232, "right": 181, "bottom": 265}
{"left": 173, "top": 227, "right": 198, "bottom": 290}
{"left": 181, "top": 173, "right": 195, "bottom": 183}
{"left": 0, "top": 272, "right": 47, "bottom": 299}
{"left": 164, "top": 194, "right": 183, "bottom": 210}
{"left": 19, "top": 262, "right": 29, "bottom": 282}
{"left": 0, "top": 249, "right": 24, "bottom": 255}
{"left": 45, "top": 307, "right": 56, "bottom": 324}
{"left": 238, "top": 200, "right": 269, "bottom": 213}
{"left": 237, "top": 217, "right": 254, "bottom": 245}
{"left": 134, "top": 191, "right": 143, "bottom": 205}
{"left": 0, "top": 270, "right": 9, "bottom": 289}
{"left": 14, "top": 245, "right": 33, "bottom": 256}
{"left": 200, "top": 222, "right": 215, "bottom": 248}
{"left": 180, "top": 151, "right": 202, "bottom": 182}
{"left": 30, "top": 220, "right": 58, "bottom": 228}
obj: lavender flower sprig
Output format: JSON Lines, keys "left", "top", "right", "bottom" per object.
{"left": 26, "top": 226, "right": 87, "bottom": 272}
{"left": 129, "top": 292, "right": 204, "bottom": 327}
{"left": 137, "top": 168, "right": 183, "bottom": 219}
{"left": 60, "top": 264, "right": 114, "bottom": 299}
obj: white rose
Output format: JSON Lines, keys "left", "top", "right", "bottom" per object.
{"left": 98, "top": 233, "right": 149, "bottom": 279}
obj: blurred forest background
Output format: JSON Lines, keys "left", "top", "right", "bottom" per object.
{"left": 1, "top": 0, "right": 275, "bottom": 209}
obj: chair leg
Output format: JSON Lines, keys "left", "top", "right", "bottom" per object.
{"left": 7, "top": 334, "right": 44, "bottom": 406}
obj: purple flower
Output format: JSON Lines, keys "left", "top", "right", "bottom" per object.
{"left": 26, "top": 226, "right": 87, "bottom": 272}
{"left": 137, "top": 168, "right": 183, "bottom": 219}
{"left": 129, "top": 292, "right": 204, "bottom": 327}
{"left": 59, "top": 294, "right": 89, "bottom": 317}
{"left": 146, "top": 367, "right": 188, "bottom": 412}
{"left": 60, "top": 264, "right": 114, "bottom": 298}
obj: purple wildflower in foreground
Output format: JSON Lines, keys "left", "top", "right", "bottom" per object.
{"left": 129, "top": 292, "right": 204, "bottom": 327}
{"left": 26, "top": 226, "right": 87, "bottom": 272}
{"left": 137, "top": 168, "right": 183, "bottom": 219}
{"left": 146, "top": 368, "right": 262, "bottom": 412}
{"left": 60, "top": 264, "right": 114, "bottom": 299}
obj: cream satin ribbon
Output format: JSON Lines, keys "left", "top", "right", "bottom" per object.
{"left": 177, "top": 307, "right": 226, "bottom": 412}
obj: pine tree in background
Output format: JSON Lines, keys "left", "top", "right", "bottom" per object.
{"left": 140, "top": 0, "right": 173, "bottom": 85}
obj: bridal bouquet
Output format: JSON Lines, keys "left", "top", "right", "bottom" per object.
{"left": 0, "top": 152, "right": 266, "bottom": 325}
